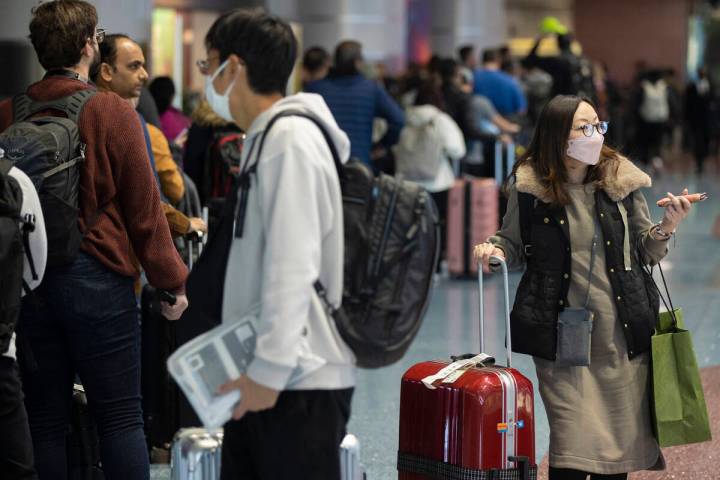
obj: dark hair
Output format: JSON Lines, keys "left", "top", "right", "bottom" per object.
{"left": 427, "top": 54, "right": 442, "bottom": 74}
{"left": 90, "top": 33, "right": 130, "bottom": 81}
{"left": 29, "top": 0, "right": 98, "bottom": 70}
{"left": 438, "top": 58, "right": 458, "bottom": 86}
{"left": 557, "top": 33, "right": 572, "bottom": 52}
{"left": 302, "top": 46, "right": 329, "bottom": 75}
{"left": 149, "top": 76, "right": 176, "bottom": 114}
{"left": 334, "top": 40, "right": 363, "bottom": 76}
{"left": 458, "top": 45, "right": 474, "bottom": 63}
{"left": 205, "top": 8, "right": 297, "bottom": 95}
{"left": 482, "top": 48, "right": 499, "bottom": 64}
{"left": 509, "top": 95, "right": 620, "bottom": 206}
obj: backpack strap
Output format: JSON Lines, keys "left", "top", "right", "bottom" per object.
{"left": 0, "top": 158, "right": 12, "bottom": 176}
{"left": 21, "top": 213, "right": 38, "bottom": 281}
{"left": 254, "top": 109, "right": 343, "bottom": 178}
{"left": 12, "top": 89, "right": 96, "bottom": 124}
{"left": 233, "top": 109, "right": 343, "bottom": 239}
{"left": 517, "top": 190, "right": 535, "bottom": 258}
{"left": 232, "top": 109, "right": 344, "bottom": 311}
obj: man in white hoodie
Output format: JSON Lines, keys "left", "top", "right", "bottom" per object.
{"left": 201, "top": 8, "right": 355, "bottom": 479}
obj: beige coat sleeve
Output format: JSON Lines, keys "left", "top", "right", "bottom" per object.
{"left": 629, "top": 190, "right": 669, "bottom": 266}
{"left": 487, "top": 185, "right": 526, "bottom": 271}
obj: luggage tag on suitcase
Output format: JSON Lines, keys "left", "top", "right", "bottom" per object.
{"left": 421, "top": 353, "right": 494, "bottom": 389}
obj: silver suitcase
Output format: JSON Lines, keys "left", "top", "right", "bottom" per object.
{"left": 340, "top": 434, "right": 366, "bottom": 480}
{"left": 170, "top": 428, "right": 223, "bottom": 480}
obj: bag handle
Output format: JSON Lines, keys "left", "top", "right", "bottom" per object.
{"left": 478, "top": 255, "right": 512, "bottom": 368}
{"left": 639, "top": 243, "right": 678, "bottom": 329}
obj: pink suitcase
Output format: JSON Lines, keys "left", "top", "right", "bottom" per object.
{"left": 447, "top": 177, "right": 499, "bottom": 276}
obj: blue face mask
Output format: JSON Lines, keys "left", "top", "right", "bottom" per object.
{"left": 205, "top": 59, "right": 236, "bottom": 122}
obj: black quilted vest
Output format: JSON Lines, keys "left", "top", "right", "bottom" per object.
{"left": 512, "top": 189, "right": 659, "bottom": 361}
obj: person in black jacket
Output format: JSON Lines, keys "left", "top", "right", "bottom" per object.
{"left": 524, "top": 32, "right": 595, "bottom": 101}
{"left": 474, "top": 95, "right": 692, "bottom": 480}
{"left": 684, "top": 67, "right": 715, "bottom": 173}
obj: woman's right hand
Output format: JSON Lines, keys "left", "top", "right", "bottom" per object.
{"left": 473, "top": 242, "right": 505, "bottom": 269}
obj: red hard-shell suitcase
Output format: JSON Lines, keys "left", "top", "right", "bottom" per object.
{"left": 398, "top": 257, "right": 537, "bottom": 479}
{"left": 446, "top": 177, "right": 499, "bottom": 276}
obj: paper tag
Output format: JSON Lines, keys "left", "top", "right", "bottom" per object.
{"left": 442, "top": 369, "right": 468, "bottom": 384}
{"left": 421, "top": 353, "right": 493, "bottom": 389}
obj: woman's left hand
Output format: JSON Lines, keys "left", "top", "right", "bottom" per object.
{"left": 660, "top": 187, "right": 692, "bottom": 232}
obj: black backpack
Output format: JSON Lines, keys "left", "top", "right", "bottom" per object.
{"left": 0, "top": 158, "right": 31, "bottom": 354}
{"left": 0, "top": 89, "right": 95, "bottom": 267}
{"left": 182, "top": 110, "right": 440, "bottom": 368}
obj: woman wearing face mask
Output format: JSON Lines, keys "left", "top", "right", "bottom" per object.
{"left": 473, "top": 95, "right": 692, "bottom": 480}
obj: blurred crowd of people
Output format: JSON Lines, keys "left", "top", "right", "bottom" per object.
{"left": 295, "top": 32, "right": 720, "bottom": 179}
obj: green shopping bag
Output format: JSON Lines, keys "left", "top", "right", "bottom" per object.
{"left": 650, "top": 280, "right": 712, "bottom": 447}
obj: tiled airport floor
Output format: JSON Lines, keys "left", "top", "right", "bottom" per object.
{"left": 348, "top": 168, "right": 720, "bottom": 479}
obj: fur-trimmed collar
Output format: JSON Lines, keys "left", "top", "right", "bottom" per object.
{"left": 515, "top": 157, "right": 651, "bottom": 203}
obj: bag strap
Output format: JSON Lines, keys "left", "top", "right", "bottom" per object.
{"left": 233, "top": 109, "right": 345, "bottom": 311}
{"left": 233, "top": 109, "right": 343, "bottom": 239}
{"left": 12, "top": 89, "right": 96, "bottom": 124}
{"left": 517, "top": 190, "right": 534, "bottom": 258}
{"left": 582, "top": 218, "right": 599, "bottom": 308}
{"left": 254, "top": 109, "right": 343, "bottom": 179}
{"left": 639, "top": 244, "right": 677, "bottom": 329}
{"left": 21, "top": 214, "right": 38, "bottom": 281}
{"left": 0, "top": 158, "right": 12, "bottom": 176}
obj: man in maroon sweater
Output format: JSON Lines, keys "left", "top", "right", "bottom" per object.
{"left": 0, "top": 2, "right": 188, "bottom": 479}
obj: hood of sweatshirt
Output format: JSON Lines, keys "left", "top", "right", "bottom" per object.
{"left": 245, "top": 93, "right": 351, "bottom": 164}
{"left": 404, "top": 104, "right": 443, "bottom": 127}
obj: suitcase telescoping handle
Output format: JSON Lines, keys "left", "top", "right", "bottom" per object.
{"left": 157, "top": 289, "right": 177, "bottom": 306}
{"left": 477, "top": 255, "right": 512, "bottom": 368}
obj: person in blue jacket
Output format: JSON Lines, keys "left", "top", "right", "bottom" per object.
{"left": 306, "top": 40, "right": 405, "bottom": 167}
{"left": 474, "top": 48, "right": 527, "bottom": 117}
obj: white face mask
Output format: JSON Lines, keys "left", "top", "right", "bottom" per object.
{"left": 567, "top": 132, "right": 604, "bottom": 165}
{"left": 205, "top": 59, "right": 236, "bottom": 122}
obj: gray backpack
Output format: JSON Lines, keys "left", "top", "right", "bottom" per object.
{"left": 0, "top": 89, "right": 95, "bottom": 266}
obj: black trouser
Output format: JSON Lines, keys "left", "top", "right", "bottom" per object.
{"left": 635, "top": 120, "right": 665, "bottom": 165}
{"left": 221, "top": 388, "right": 353, "bottom": 480}
{"left": 691, "top": 124, "right": 711, "bottom": 173}
{"left": 549, "top": 466, "right": 628, "bottom": 480}
{"left": 0, "top": 356, "right": 38, "bottom": 479}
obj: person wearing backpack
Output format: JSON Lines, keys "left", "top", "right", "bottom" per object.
{"left": 0, "top": 2, "right": 189, "bottom": 479}
{"left": 199, "top": 9, "right": 355, "bottom": 479}
{"left": 473, "top": 95, "right": 693, "bottom": 480}
{"left": 182, "top": 99, "right": 244, "bottom": 230}
{"left": 524, "top": 32, "right": 596, "bottom": 102}
{"left": 394, "top": 86, "right": 466, "bottom": 269}
{"left": 0, "top": 159, "right": 46, "bottom": 480}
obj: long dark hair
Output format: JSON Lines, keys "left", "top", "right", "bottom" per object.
{"left": 509, "top": 95, "right": 620, "bottom": 206}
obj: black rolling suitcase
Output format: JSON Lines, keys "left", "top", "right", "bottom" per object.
{"left": 141, "top": 230, "right": 216, "bottom": 462}
{"left": 67, "top": 385, "right": 103, "bottom": 480}
{"left": 140, "top": 285, "right": 182, "bottom": 462}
